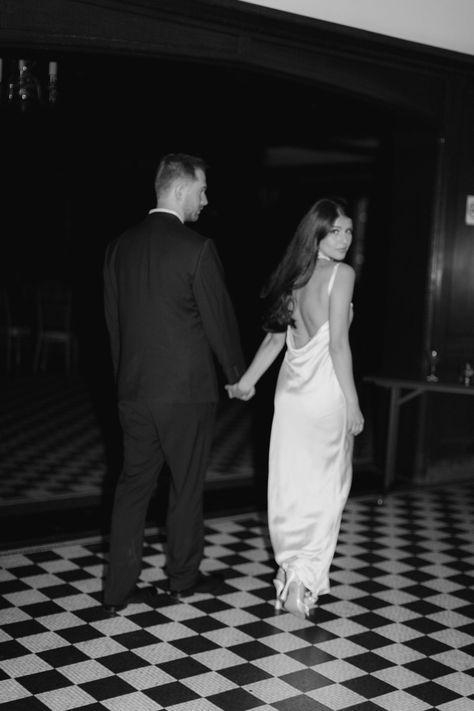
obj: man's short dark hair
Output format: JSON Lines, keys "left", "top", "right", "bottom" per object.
{"left": 154, "top": 153, "right": 207, "bottom": 198}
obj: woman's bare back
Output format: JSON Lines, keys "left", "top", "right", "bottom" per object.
{"left": 291, "top": 262, "right": 335, "bottom": 348}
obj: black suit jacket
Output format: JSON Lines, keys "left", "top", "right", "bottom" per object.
{"left": 103, "top": 212, "right": 245, "bottom": 403}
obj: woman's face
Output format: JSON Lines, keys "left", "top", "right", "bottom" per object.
{"left": 318, "top": 215, "right": 353, "bottom": 261}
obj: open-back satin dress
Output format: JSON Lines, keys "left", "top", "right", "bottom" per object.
{"left": 267, "top": 263, "right": 353, "bottom": 601}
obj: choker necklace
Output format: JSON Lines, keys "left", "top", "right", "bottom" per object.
{"left": 317, "top": 252, "right": 332, "bottom": 261}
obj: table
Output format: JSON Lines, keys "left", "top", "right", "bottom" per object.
{"left": 363, "top": 376, "right": 474, "bottom": 490}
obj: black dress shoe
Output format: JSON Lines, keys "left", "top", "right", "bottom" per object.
{"left": 103, "top": 586, "right": 161, "bottom": 615}
{"left": 168, "top": 572, "right": 225, "bottom": 599}
{"left": 103, "top": 602, "right": 126, "bottom": 616}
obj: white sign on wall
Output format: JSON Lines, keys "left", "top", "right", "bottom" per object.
{"left": 466, "top": 196, "right": 474, "bottom": 226}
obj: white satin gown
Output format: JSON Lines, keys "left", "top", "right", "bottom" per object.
{"left": 267, "top": 263, "right": 353, "bottom": 602}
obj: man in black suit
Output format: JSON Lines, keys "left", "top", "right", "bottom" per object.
{"left": 102, "top": 153, "right": 245, "bottom": 613}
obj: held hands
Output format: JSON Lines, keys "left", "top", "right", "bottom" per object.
{"left": 347, "top": 401, "right": 364, "bottom": 436}
{"left": 225, "top": 382, "right": 255, "bottom": 401}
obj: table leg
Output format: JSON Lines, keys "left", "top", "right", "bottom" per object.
{"left": 413, "top": 392, "right": 427, "bottom": 482}
{"left": 384, "top": 385, "right": 400, "bottom": 490}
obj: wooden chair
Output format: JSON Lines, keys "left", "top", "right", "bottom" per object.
{"left": 0, "top": 288, "right": 33, "bottom": 373}
{"left": 33, "top": 281, "right": 78, "bottom": 375}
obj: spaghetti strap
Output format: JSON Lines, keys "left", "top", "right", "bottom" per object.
{"left": 327, "top": 263, "right": 340, "bottom": 295}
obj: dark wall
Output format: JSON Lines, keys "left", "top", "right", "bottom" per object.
{"left": 2, "top": 0, "right": 474, "bottom": 484}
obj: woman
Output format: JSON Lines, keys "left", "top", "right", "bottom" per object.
{"left": 226, "top": 197, "right": 364, "bottom": 619}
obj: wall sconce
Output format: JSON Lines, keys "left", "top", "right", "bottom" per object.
{"left": 0, "top": 58, "right": 58, "bottom": 110}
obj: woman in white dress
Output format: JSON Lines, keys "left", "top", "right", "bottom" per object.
{"left": 226, "top": 198, "right": 364, "bottom": 619}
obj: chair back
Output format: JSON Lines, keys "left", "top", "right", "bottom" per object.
{"left": 37, "top": 281, "right": 73, "bottom": 335}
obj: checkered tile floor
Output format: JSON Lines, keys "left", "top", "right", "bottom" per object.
{"left": 0, "top": 376, "right": 374, "bottom": 509}
{"left": 0, "top": 376, "right": 257, "bottom": 508}
{"left": 1, "top": 484, "right": 473, "bottom": 710}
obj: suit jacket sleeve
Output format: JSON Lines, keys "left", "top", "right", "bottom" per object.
{"left": 193, "top": 239, "right": 246, "bottom": 383}
{"left": 103, "top": 242, "right": 120, "bottom": 379}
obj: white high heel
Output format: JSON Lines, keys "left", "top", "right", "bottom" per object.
{"left": 273, "top": 567, "right": 286, "bottom": 610}
{"left": 279, "top": 569, "right": 311, "bottom": 619}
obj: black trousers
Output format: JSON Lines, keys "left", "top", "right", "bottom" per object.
{"left": 103, "top": 399, "right": 216, "bottom": 605}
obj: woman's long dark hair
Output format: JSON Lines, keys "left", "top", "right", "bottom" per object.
{"left": 261, "top": 197, "right": 349, "bottom": 332}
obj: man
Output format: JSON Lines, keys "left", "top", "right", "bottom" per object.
{"left": 102, "top": 153, "right": 245, "bottom": 614}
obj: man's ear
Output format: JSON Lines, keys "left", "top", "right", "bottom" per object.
{"left": 174, "top": 180, "right": 186, "bottom": 202}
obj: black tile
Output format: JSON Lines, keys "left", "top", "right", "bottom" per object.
{"left": 57, "top": 568, "right": 94, "bottom": 582}
{"left": 454, "top": 589, "right": 474, "bottom": 603}
{"left": 28, "top": 551, "right": 62, "bottom": 563}
{"left": 273, "top": 694, "right": 332, "bottom": 711}
{"left": 228, "top": 640, "right": 276, "bottom": 661}
{"left": 288, "top": 646, "right": 335, "bottom": 666}
{"left": 346, "top": 631, "right": 390, "bottom": 650}
{"left": 408, "top": 680, "right": 459, "bottom": 705}
{"left": 460, "top": 622, "right": 474, "bottom": 636}
{"left": 127, "top": 609, "right": 172, "bottom": 627}
{"left": 0, "top": 699, "right": 51, "bottom": 710}
{"left": 250, "top": 585, "right": 275, "bottom": 602}
{"left": 74, "top": 606, "right": 113, "bottom": 623}
{"left": 39, "top": 645, "right": 89, "bottom": 668}
{"left": 350, "top": 612, "right": 391, "bottom": 629}
{"left": 352, "top": 595, "right": 389, "bottom": 611}
{"left": 406, "top": 658, "right": 455, "bottom": 679}
{"left": 145, "top": 681, "right": 200, "bottom": 706}
{"left": 292, "top": 626, "right": 337, "bottom": 645}
{"left": 403, "top": 569, "right": 433, "bottom": 583}
{"left": 192, "top": 598, "right": 232, "bottom": 614}
{"left": 402, "top": 584, "right": 439, "bottom": 599}
{"left": 81, "top": 676, "right": 136, "bottom": 701}
{"left": 303, "top": 606, "right": 338, "bottom": 624}
{"left": 354, "top": 566, "right": 387, "bottom": 579}
{"left": 219, "top": 662, "right": 271, "bottom": 685}
{"left": 171, "top": 635, "right": 219, "bottom": 655}
{"left": 401, "top": 556, "right": 432, "bottom": 569}
{"left": 72, "top": 554, "right": 105, "bottom": 567}
{"left": 40, "top": 583, "right": 80, "bottom": 599}
{"left": 159, "top": 657, "right": 209, "bottom": 679}
{"left": 112, "top": 630, "right": 158, "bottom": 650}
{"left": 17, "top": 669, "right": 71, "bottom": 693}
{"left": 9, "top": 564, "right": 46, "bottom": 578}
{"left": 449, "top": 560, "right": 472, "bottom": 573}
{"left": 99, "top": 651, "right": 148, "bottom": 673}
{"left": 404, "top": 617, "right": 446, "bottom": 634}
{"left": 219, "top": 554, "right": 250, "bottom": 566}
{"left": 348, "top": 652, "right": 392, "bottom": 673}
{"left": 458, "top": 604, "right": 474, "bottom": 619}
{"left": 183, "top": 615, "right": 226, "bottom": 633}
{"left": 236, "top": 620, "right": 281, "bottom": 638}
{"left": 0, "top": 595, "right": 12, "bottom": 610}
{"left": 343, "top": 674, "right": 395, "bottom": 698}
{"left": 404, "top": 600, "right": 443, "bottom": 616}
{"left": 0, "top": 640, "right": 30, "bottom": 660}
{"left": 244, "top": 602, "right": 281, "bottom": 619}
{"left": 0, "top": 579, "right": 30, "bottom": 595}
{"left": 406, "top": 636, "right": 451, "bottom": 656}
{"left": 2, "top": 619, "right": 48, "bottom": 639}
{"left": 208, "top": 687, "right": 261, "bottom": 711}
{"left": 58, "top": 624, "right": 103, "bottom": 644}
{"left": 355, "top": 580, "right": 388, "bottom": 594}
{"left": 281, "top": 668, "right": 332, "bottom": 691}
{"left": 21, "top": 600, "right": 63, "bottom": 617}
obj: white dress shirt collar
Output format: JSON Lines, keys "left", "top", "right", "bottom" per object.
{"left": 149, "top": 208, "right": 183, "bottom": 223}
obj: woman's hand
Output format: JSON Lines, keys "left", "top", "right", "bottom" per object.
{"left": 225, "top": 382, "right": 255, "bottom": 401}
{"left": 347, "top": 401, "right": 364, "bottom": 436}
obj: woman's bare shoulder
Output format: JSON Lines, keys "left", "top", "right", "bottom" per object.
{"left": 335, "top": 262, "right": 355, "bottom": 283}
